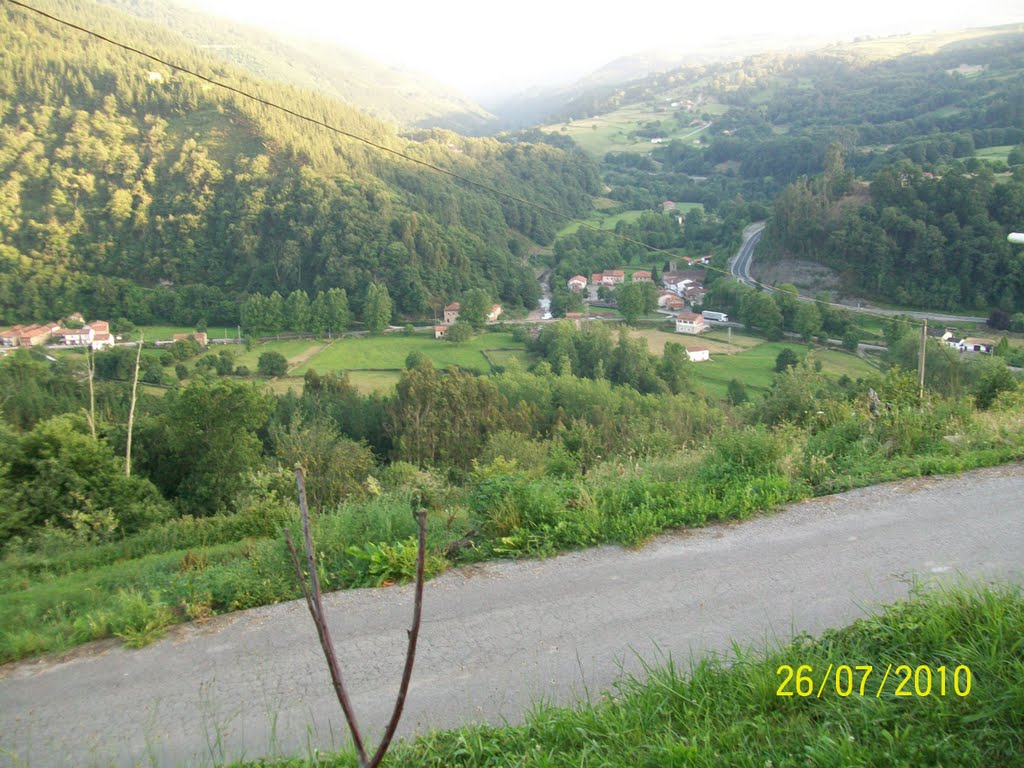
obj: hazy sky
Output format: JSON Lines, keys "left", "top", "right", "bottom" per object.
{"left": 192, "top": 0, "right": 1022, "bottom": 100}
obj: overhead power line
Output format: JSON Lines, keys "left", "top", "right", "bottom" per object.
{"left": 6, "top": 0, "right": 934, "bottom": 330}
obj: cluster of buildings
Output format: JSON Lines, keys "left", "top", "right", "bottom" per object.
{"left": 0, "top": 314, "right": 114, "bottom": 351}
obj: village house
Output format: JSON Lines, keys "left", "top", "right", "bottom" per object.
{"left": 599, "top": 270, "right": 625, "bottom": 286}
{"left": 443, "top": 302, "right": 460, "bottom": 324}
{"left": 686, "top": 346, "right": 710, "bottom": 363}
{"left": 487, "top": 304, "right": 503, "bottom": 322}
{"left": 567, "top": 275, "right": 588, "bottom": 292}
{"left": 657, "top": 291, "right": 686, "bottom": 311}
{"left": 956, "top": 337, "right": 995, "bottom": 353}
{"left": 433, "top": 325, "right": 448, "bottom": 339}
{"left": 52, "top": 326, "right": 94, "bottom": 346}
{"left": 674, "top": 312, "right": 706, "bottom": 335}
{"left": 0, "top": 324, "right": 58, "bottom": 347}
{"left": 631, "top": 270, "right": 652, "bottom": 283}
{"left": 661, "top": 201, "right": 676, "bottom": 212}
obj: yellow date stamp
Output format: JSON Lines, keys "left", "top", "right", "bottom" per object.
{"left": 776, "top": 664, "right": 972, "bottom": 698}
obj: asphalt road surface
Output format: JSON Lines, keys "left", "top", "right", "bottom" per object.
{"left": 727, "top": 222, "right": 987, "bottom": 324}
{"left": 2, "top": 465, "right": 1022, "bottom": 767}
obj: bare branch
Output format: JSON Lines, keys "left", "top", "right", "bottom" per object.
{"left": 368, "top": 507, "right": 428, "bottom": 768}
{"left": 289, "top": 469, "right": 429, "bottom": 768}
{"left": 292, "top": 467, "right": 369, "bottom": 766}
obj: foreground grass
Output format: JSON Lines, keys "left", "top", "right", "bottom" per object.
{"left": 231, "top": 581, "right": 1024, "bottom": 767}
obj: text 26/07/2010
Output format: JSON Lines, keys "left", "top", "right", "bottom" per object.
{"left": 776, "top": 664, "right": 971, "bottom": 698}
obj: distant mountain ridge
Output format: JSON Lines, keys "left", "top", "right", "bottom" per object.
{"left": 95, "top": 0, "right": 496, "bottom": 132}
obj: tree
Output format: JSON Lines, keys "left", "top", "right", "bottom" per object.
{"left": 459, "top": 288, "right": 491, "bottom": 331}
{"left": 615, "top": 282, "right": 644, "bottom": 324}
{"left": 364, "top": 283, "right": 393, "bottom": 334}
{"left": 792, "top": 301, "right": 822, "bottom": 342}
{"left": 324, "top": 288, "right": 350, "bottom": 336}
{"left": 445, "top": 321, "right": 474, "bottom": 343}
{"left": 740, "top": 291, "right": 783, "bottom": 339}
{"left": 258, "top": 351, "right": 289, "bottom": 377}
{"left": 271, "top": 419, "right": 374, "bottom": 510}
{"left": 658, "top": 342, "right": 691, "bottom": 394}
{"left": 775, "top": 348, "right": 800, "bottom": 373}
{"left": 285, "top": 290, "right": 311, "bottom": 333}
{"left": 0, "top": 414, "right": 172, "bottom": 543}
{"left": 141, "top": 379, "right": 273, "bottom": 514}
{"left": 727, "top": 378, "right": 748, "bottom": 405}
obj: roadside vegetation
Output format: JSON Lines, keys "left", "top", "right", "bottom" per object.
{"left": 231, "top": 580, "right": 1024, "bottom": 767}
{"left": 1, "top": 318, "right": 1022, "bottom": 662}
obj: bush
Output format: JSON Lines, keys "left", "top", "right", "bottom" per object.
{"left": 257, "top": 351, "right": 289, "bottom": 377}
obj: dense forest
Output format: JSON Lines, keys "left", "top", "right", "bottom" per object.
{"left": 0, "top": 0, "right": 599, "bottom": 326}
{"left": 761, "top": 157, "right": 1024, "bottom": 311}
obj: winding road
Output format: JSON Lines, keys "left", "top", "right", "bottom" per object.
{"left": 2, "top": 465, "right": 1022, "bottom": 767}
{"left": 728, "top": 222, "right": 988, "bottom": 325}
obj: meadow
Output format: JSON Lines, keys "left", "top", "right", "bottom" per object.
{"left": 542, "top": 102, "right": 720, "bottom": 156}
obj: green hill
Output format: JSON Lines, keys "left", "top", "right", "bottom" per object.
{"left": 0, "top": 0, "right": 600, "bottom": 326}
{"left": 95, "top": 0, "right": 497, "bottom": 132}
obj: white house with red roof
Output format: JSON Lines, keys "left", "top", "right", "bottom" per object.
{"left": 567, "top": 275, "right": 588, "bottom": 292}
{"left": 674, "top": 312, "right": 706, "bottom": 335}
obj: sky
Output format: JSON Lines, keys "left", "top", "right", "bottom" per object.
{"left": 191, "top": 0, "right": 1023, "bottom": 101}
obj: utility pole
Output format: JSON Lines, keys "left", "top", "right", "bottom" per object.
{"left": 125, "top": 335, "right": 143, "bottom": 477}
{"left": 918, "top": 319, "right": 927, "bottom": 399}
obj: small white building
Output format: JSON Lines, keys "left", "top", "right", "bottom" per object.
{"left": 487, "top": 304, "right": 503, "bottom": 322}
{"left": 674, "top": 312, "right": 706, "bottom": 335}
{"left": 956, "top": 337, "right": 995, "bottom": 353}
{"left": 567, "top": 275, "right": 588, "bottom": 292}
{"left": 686, "top": 346, "right": 710, "bottom": 363}
{"left": 434, "top": 325, "right": 448, "bottom": 339}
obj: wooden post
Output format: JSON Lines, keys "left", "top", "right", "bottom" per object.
{"left": 86, "top": 346, "right": 96, "bottom": 439}
{"left": 125, "top": 335, "right": 143, "bottom": 477}
{"left": 918, "top": 319, "right": 927, "bottom": 399}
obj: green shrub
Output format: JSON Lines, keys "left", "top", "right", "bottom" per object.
{"left": 109, "top": 588, "right": 173, "bottom": 648}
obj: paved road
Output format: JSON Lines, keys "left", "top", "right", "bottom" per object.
{"left": 2, "top": 465, "right": 1022, "bottom": 768}
{"left": 728, "top": 222, "right": 987, "bottom": 325}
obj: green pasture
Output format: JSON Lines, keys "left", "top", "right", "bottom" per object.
{"left": 135, "top": 325, "right": 200, "bottom": 341}
{"left": 542, "top": 102, "right": 716, "bottom": 156}
{"left": 293, "top": 332, "right": 522, "bottom": 376}
{"left": 689, "top": 341, "right": 876, "bottom": 400}
{"left": 557, "top": 204, "right": 704, "bottom": 238}
{"left": 975, "top": 145, "right": 1013, "bottom": 161}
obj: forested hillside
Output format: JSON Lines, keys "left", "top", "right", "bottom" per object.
{"left": 95, "top": 0, "right": 496, "bottom": 132}
{"left": 0, "top": 0, "right": 599, "bottom": 325}
{"left": 762, "top": 160, "right": 1024, "bottom": 312}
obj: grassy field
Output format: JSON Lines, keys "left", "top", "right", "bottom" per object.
{"left": 975, "top": 144, "right": 1013, "bottom": 161}
{"left": 625, "top": 326, "right": 877, "bottom": 399}
{"left": 135, "top": 324, "right": 201, "bottom": 341}
{"left": 542, "top": 102, "right": 719, "bottom": 156}
{"left": 207, "top": 333, "right": 529, "bottom": 393}
{"left": 293, "top": 332, "right": 521, "bottom": 375}
{"left": 557, "top": 204, "right": 704, "bottom": 238}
